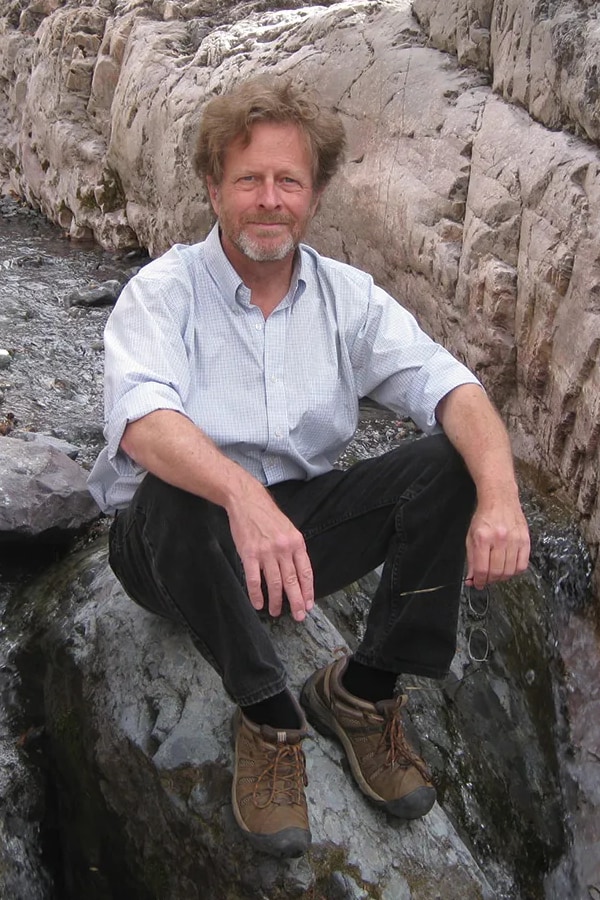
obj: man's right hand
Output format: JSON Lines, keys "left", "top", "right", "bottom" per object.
{"left": 122, "top": 410, "right": 314, "bottom": 621}
{"left": 226, "top": 484, "right": 315, "bottom": 622}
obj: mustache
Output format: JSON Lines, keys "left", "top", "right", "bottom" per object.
{"left": 242, "top": 215, "right": 293, "bottom": 226}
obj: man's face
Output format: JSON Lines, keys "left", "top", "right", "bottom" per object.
{"left": 207, "top": 122, "right": 322, "bottom": 264}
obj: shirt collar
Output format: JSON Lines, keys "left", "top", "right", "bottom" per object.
{"left": 204, "top": 222, "right": 307, "bottom": 311}
{"left": 204, "top": 222, "right": 243, "bottom": 310}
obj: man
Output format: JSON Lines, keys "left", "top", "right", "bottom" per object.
{"left": 88, "top": 76, "right": 530, "bottom": 859}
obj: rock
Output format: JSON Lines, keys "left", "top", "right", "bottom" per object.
{"left": 1, "top": 0, "right": 600, "bottom": 596}
{"left": 64, "top": 278, "right": 123, "bottom": 308}
{"left": 2, "top": 0, "right": 599, "bottom": 594}
{"left": 6, "top": 536, "right": 498, "bottom": 899}
{"left": 413, "top": 0, "right": 600, "bottom": 144}
{"left": 0, "top": 350, "right": 11, "bottom": 369}
{"left": 0, "top": 733, "right": 54, "bottom": 900}
{"left": 11, "top": 430, "right": 81, "bottom": 459}
{"left": 0, "top": 436, "right": 100, "bottom": 540}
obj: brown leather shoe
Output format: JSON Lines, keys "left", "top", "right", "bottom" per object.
{"left": 231, "top": 707, "right": 311, "bottom": 857}
{"left": 300, "top": 657, "right": 436, "bottom": 819}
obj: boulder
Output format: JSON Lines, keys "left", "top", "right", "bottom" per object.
{"left": 1, "top": 0, "right": 598, "bottom": 592}
{"left": 5, "top": 536, "right": 498, "bottom": 899}
{"left": 65, "top": 278, "right": 123, "bottom": 308}
{"left": 0, "top": 436, "right": 100, "bottom": 539}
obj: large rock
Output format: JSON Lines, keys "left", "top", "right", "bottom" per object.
{"left": 3, "top": 492, "right": 598, "bottom": 898}
{"left": 5, "top": 536, "right": 498, "bottom": 899}
{"left": 0, "top": 436, "right": 100, "bottom": 539}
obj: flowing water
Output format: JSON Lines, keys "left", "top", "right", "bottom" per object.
{"left": 0, "top": 197, "right": 598, "bottom": 899}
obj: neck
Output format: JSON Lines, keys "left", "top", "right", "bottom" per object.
{"left": 221, "top": 232, "right": 296, "bottom": 317}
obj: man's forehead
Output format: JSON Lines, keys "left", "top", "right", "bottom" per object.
{"left": 225, "top": 121, "right": 311, "bottom": 157}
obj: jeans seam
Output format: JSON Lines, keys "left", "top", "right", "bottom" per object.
{"left": 236, "top": 677, "right": 289, "bottom": 708}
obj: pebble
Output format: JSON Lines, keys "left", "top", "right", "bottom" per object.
{"left": 0, "top": 350, "right": 11, "bottom": 370}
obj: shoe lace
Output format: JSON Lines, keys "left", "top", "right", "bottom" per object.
{"left": 253, "top": 743, "right": 308, "bottom": 808}
{"left": 377, "top": 696, "right": 430, "bottom": 781}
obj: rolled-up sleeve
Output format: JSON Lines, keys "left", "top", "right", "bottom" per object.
{"left": 351, "top": 282, "right": 482, "bottom": 432}
{"left": 103, "top": 264, "right": 193, "bottom": 477}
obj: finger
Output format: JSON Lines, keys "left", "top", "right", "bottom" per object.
{"left": 466, "top": 532, "right": 492, "bottom": 589}
{"left": 244, "top": 558, "right": 265, "bottom": 611}
{"left": 516, "top": 540, "right": 531, "bottom": 575}
{"left": 263, "top": 561, "right": 284, "bottom": 618}
{"left": 293, "top": 548, "right": 315, "bottom": 612}
{"left": 279, "top": 548, "right": 314, "bottom": 622}
{"left": 487, "top": 542, "right": 508, "bottom": 583}
{"left": 280, "top": 565, "right": 306, "bottom": 622}
{"left": 499, "top": 534, "right": 522, "bottom": 580}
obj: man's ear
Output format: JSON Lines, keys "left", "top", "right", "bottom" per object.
{"left": 206, "top": 177, "right": 220, "bottom": 214}
{"left": 310, "top": 187, "right": 325, "bottom": 218}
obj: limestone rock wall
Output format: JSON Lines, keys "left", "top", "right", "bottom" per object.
{"left": 0, "top": 0, "right": 599, "bottom": 589}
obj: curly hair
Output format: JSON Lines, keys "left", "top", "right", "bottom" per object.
{"left": 193, "top": 75, "right": 347, "bottom": 192}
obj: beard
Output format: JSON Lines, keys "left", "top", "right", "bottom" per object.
{"left": 234, "top": 227, "right": 296, "bottom": 262}
{"left": 220, "top": 210, "right": 309, "bottom": 262}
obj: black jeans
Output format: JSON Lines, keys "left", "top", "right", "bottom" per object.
{"left": 109, "top": 434, "right": 475, "bottom": 706}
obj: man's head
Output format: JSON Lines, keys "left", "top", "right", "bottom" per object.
{"left": 193, "top": 76, "right": 347, "bottom": 195}
{"left": 194, "top": 77, "right": 347, "bottom": 265}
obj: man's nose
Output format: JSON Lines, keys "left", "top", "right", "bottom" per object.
{"left": 256, "top": 179, "right": 281, "bottom": 208}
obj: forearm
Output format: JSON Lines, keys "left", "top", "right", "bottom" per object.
{"left": 435, "top": 385, "right": 519, "bottom": 502}
{"left": 436, "top": 384, "right": 530, "bottom": 586}
{"left": 120, "top": 408, "right": 315, "bottom": 619}
{"left": 120, "top": 409, "right": 261, "bottom": 509}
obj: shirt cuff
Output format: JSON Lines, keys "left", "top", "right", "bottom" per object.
{"left": 106, "top": 382, "right": 187, "bottom": 476}
{"left": 417, "top": 375, "right": 484, "bottom": 433}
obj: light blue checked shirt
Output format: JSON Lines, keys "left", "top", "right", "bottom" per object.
{"left": 88, "top": 224, "right": 481, "bottom": 513}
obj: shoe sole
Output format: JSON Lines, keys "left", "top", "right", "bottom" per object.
{"left": 231, "top": 709, "right": 311, "bottom": 858}
{"left": 300, "top": 674, "right": 436, "bottom": 820}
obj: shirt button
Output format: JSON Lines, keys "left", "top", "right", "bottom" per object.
{"left": 255, "top": 323, "right": 261, "bottom": 330}
{"left": 274, "top": 430, "right": 282, "bottom": 438}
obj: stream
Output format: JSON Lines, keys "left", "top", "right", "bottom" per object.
{"left": 0, "top": 196, "right": 598, "bottom": 899}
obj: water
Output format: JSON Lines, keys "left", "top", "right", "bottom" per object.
{"left": 0, "top": 196, "right": 143, "bottom": 469}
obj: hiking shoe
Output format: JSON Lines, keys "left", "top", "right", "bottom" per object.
{"left": 231, "top": 706, "right": 311, "bottom": 857}
{"left": 300, "top": 657, "right": 436, "bottom": 819}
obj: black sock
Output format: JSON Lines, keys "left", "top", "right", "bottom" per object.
{"left": 242, "top": 690, "right": 300, "bottom": 730}
{"left": 342, "top": 659, "right": 398, "bottom": 703}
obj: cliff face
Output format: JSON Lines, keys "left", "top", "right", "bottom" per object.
{"left": 0, "top": 0, "right": 599, "bottom": 587}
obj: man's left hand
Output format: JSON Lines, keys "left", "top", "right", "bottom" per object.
{"left": 465, "top": 497, "right": 530, "bottom": 589}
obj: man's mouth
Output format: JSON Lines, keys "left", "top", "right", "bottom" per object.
{"left": 245, "top": 218, "right": 291, "bottom": 227}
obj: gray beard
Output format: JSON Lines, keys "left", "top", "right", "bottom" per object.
{"left": 234, "top": 229, "right": 296, "bottom": 262}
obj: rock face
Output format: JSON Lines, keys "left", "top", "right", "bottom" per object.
{"left": 413, "top": 0, "right": 600, "bottom": 143}
{"left": 0, "top": 0, "right": 598, "bottom": 593}
{"left": 3, "top": 500, "right": 596, "bottom": 898}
